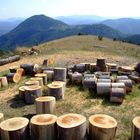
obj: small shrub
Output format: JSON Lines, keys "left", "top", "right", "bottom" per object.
{"left": 98, "top": 35, "right": 103, "bottom": 41}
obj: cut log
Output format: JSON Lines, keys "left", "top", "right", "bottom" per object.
{"left": 47, "top": 83, "right": 63, "bottom": 100}
{"left": 135, "top": 63, "right": 140, "bottom": 74}
{"left": 132, "top": 116, "right": 140, "bottom": 140}
{"left": 84, "top": 74, "right": 95, "bottom": 79}
{"left": 0, "top": 58, "right": 9, "bottom": 66}
{"left": 111, "top": 83, "right": 125, "bottom": 88}
{"left": 96, "top": 58, "right": 107, "bottom": 72}
{"left": 71, "top": 72, "right": 82, "bottom": 85}
{"left": 0, "top": 117, "right": 29, "bottom": 140}
{"left": 110, "top": 88, "right": 126, "bottom": 103}
{"left": 90, "top": 63, "right": 96, "bottom": 73}
{"left": 25, "top": 80, "right": 40, "bottom": 86}
{"left": 9, "top": 66, "right": 19, "bottom": 73}
{"left": 97, "top": 82, "right": 111, "bottom": 96}
{"left": 19, "top": 86, "right": 27, "bottom": 100}
{"left": 8, "top": 55, "right": 20, "bottom": 63}
{"left": 83, "top": 78, "right": 96, "bottom": 89}
{"left": 30, "top": 77, "right": 44, "bottom": 87}
{"left": 89, "top": 114, "right": 117, "bottom": 140}
{"left": 6, "top": 73, "right": 21, "bottom": 83}
{"left": 106, "top": 63, "right": 117, "bottom": 70}
{"left": 98, "top": 75, "right": 110, "bottom": 79}
{"left": 57, "top": 113, "right": 86, "bottom": 140}
{"left": 35, "top": 96, "right": 56, "bottom": 114}
{"left": 80, "top": 63, "right": 91, "bottom": 71}
{"left": 116, "top": 76, "right": 128, "bottom": 81}
{"left": 52, "top": 81, "right": 66, "bottom": 98}
{"left": 0, "top": 77, "right": 8, "bottom": 87}
{"left": 43, "top": 70, "right": 54, "bottom": 81}
{"left": 118, "top": 79, "right": 133, "bottom": 93}
{"left": 35, "top": 73, "right": 47, "bottom": 85}
{"left": 120, "top": 66, "right": 134, "bottom": 73}
{"left": 16, "top": 68, "right": 24, "bottom": 76}
{"left": 95, "top": 72, "right": 110, "bottom": 78}
{"left": 54, "top": 67, "right": 66, "bottom": 82}
{"left": 30, "top": 114, "right": 57, "bottom": 140}
{"left": 129, "top": 75, "right": 140, "bottom": 84}
{"left": 24, "top": 86, "right": 42, "bottom": 104}
{"left": 97, "top": 79, "right": 111, "bottom": 83}
{"left": 20, "top": 64, "right": 34, "bottom": 76}
{"left": 75, "top": 64, "right": 85, "bottom": 73}
{"left": 0, "top": 113, "right": 4, "bottom": 123}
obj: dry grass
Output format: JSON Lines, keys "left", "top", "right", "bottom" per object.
{"left": 0, "top": 35, "right": 140, "bottom": 140}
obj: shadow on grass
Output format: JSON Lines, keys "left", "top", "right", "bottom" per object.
{"left": 7, "top": 95, "right": 27, "bottom": 108}
{"left": 23, "top": 113, "right": 36, "bottom": 120}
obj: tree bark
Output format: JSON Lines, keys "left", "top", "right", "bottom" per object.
{"left": 35, "top": 73, "right": 47, "bottom": 85}
{"left": 54, "top": 67, "right": 66, "bottom": 82}
{"left": 30, "top": 78, "right": 44, "bottom": 87}
{"left": 7, "top": 73, "right": 21, "bottom": 83}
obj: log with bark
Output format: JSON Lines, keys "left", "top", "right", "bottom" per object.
{"left": 20, "top": 64, "right": 34, "bottom": 76}
{"left": 47, "top": 83, "right": 63, "bottom": 100}
{"left": 35, "top": 96, "right": 56, "bottom": 114}
{"left": 0, "top": 77, "right": 8, "bottom": 87}
{"left": 89, "top": 114, "right": 117, "bottom": 140}
{"left": 30, "top": 77, "right": 44, "bottom": 87}
{"left": 24, "top": 86, "right": 42, "bottom": 104}
{"left": 71, "top": 72, "right": 82, "bottom": 85}
{"left": 97, "top": 79, "right": 111, "bottom": 83}
{"left": 132, "top": 116, "right": 140, "bottom": 140}
{"left": 54, "top": 67, "right": 66, "bottom": 82}
{"left": 19, "top": 86, "right": 27, "bottom": 100}
{"left": 6, "top": 73, "right": 21, "bottom": 83}
{"left": 57, "top": 113, "right": 87, "bottom": 140}
{"left": 35, "top": 73, "right": 47, "bottom": 85}
{"left": 43, "top": 70, "right": 54, "bottom": 81}
{"left": 83, "top": 78, "right": 96, "bottom": 89}
{"left": 0, "top": 117, "right": 29, "bottom": 140}
{"left": 96, "top": 58, "right": 107, "bottom": 72}
{"left": 75, "top": 64, "right": 85, "bottom": 73}
{"left": 30, "top": 114, "right": 57, "bottom": 140}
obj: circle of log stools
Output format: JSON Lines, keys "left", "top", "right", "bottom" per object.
{"left": 57, "top": 113, "right": 86, "bottom": 140}
{"left": 47, "top": 83, "right": 63, "bottom": 100}
{"left": 24, "top": 86, "right": 42, "bottom": 104}
{"left": 7, "top": 73, "right": 21, "bottom": 83}
{"left": 30, "top": 114, "right": 57, "bottom": 140}
{"left": 25, "top": 80, "right": 39, "bottom": 86}
{"left": 35, "top": 73, "right": 47, "bottom": 85}
{"left": 132, "top": 116, "right": 140, "bottom": 140}
{"left": 89, "top": 114, "right": 117, "bottom": 140}
{"left": 0, "top": 77, "right": 8, "bottom": 87}
{"left": 30, "top": 77, "right": 44, "bottom": 87}
{"left": 0, "top": 117, "right": 29, "bottom": 140}
{"left": 35, "top": 96, "right": 56, "bottom": 114}
{"left": 53, "top": 67, "right": 66, "bottom": 82}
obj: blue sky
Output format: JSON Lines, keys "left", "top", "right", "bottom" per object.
{"left": 0, "top": 0, "right": 140, "bottom": 19}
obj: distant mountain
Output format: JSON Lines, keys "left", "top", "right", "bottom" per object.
{"left": 125, "top": 34, "right": 140, "bottom": 45}
{"left": 0, "top": 19, "right": 24, "bottom": 36}
{"left": 102, "top": 18, "right": 140, "bottom": 35}
{"left": 55, "top": 15, "right": 106, "bottom": 25}
{"left": 0, "top": 14, "right": 125, "bottom": 51}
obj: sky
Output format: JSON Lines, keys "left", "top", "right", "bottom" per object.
{"left": 0, "top": 0, "right": 140, "bottom": 19}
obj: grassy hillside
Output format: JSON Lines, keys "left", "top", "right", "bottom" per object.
{"left": 0, "top": 35, "right": 140, "bottom": 140}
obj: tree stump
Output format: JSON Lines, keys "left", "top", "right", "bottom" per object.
{"left": 7, "top": 73, "right": 21, "bottom": 83}
{"left": 35, "top": 73, "right": 47, "bottom": 85}
{"left": 57, "top": 113, "right": 87, "bottom": 140}
{"left": 71, "top": 72, "right": 82, "bottom": 85}
{"left": 75, "top": 64, "right": 85, "bottom": 73}
{"left": 30, "top": 114, "right": 57, "bottom": 140}
{"left": 110, "top": 88, "right": 126, "bottom": 103}
{"left": 118, "top": 79, "right": 133, "bottom": 93}
{"left": 24, "top": 86, "right": 42, "bottom": 104}
{"left": 47, "top": 84, "right": 63, "bottom": 100}
{"left": 19, "top": 86, "right": 27, "bottom": 100}
{"left": 83, "top": 78, "right": 96, "bottom": 89}
{"left": 20, "top": 64, "right": 34, "bottom": 76}
{"left": 35, "top": 96, "right": 56, "bottom": 114}
{"left": 97, "top": 82, "right": 111, "bottom": 96}
{"left": 52, "top": 81, "right": 66, "bottom": 98}
{"left": 43, "top": 70, "right": 54, "bottom": 81}
{"left": 25, "top": 80, "right": 40, "bottom": 86}
{"left": 0, "top": 77, "right": 8, "bottom": 87}
{"left": 0, "top": 117, "right": 29, "bottom": 140}
{"left": 96, "top": 58, "right": 107, "bottom": 72}
{"left": 30, "top": 77, "right": 44, "bottom": 87}
{"left": 89, "top": 114, "right": 117, "bottom": 140}
{"left": 54, "top": 67, "right": 66, "bottom": 82}
{"left": 132, "top": 116, "right": 140, "bottom": 140}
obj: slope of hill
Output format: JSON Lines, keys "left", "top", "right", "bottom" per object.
{"left": 0, "top": 15, "right": 125, "bottom": 51}
{"left": 102, "top": 18, "right": 140, "bottom": 35}
{"left": 125, "top": 34, "right": 140, "bottom": 45}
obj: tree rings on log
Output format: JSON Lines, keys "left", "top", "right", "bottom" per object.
{"left": 7, "top": 73, "right": 21, "bottom": 83}
{"left": 35, "top": 96, "right": 56, "bottom": 114}
{"left": 25, "top": 80, "right": 40, "bottom": 86}
{"left": 30, "top": 114, "right": 57, "bottom": 140}
{"left": 30, "top": 77, "right": 44, "bottom": 87}
{"left": 89, "top": 114, "right": 117, "bottom": 140}
{"left": 57, "top": 113, "right": 87, "bottom": 140}
{"left": 0, "top": 77, "right": 8, "bottom": 87}
{"left": 16, "top": 68, "right": 24, "bottom": 76}
{"left": 0, "top": 117, "right": 29, "bottom": 140}
{"left": 24, "top": 86, "right": 42, "bottom": 104}
{"left": 35, "top": 73, "right": 47, "bottom": 85}
{"left": 97, "top": 82, "right": 111, "bottom": 96}
{"left": 132, "top": 116, "right": 140, "bottom": 140}
{"left": 54, "top": 67, "right": 66, "bottom": 82}
{"left": 47, "top": 83, "right": 63, "bottom": 100}
{"left": 110, "top": 88, "right": 126, "bottom": 103}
